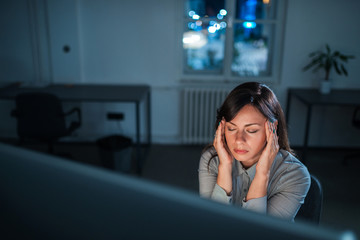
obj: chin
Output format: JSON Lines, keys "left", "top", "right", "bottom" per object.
{"left": 233, "top": 153, "right": 250, "bottom": 162}
{"left": 233, "top": 152, "right": 259, "bottom": 165}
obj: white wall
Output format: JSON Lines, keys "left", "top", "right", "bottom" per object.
{"left": 278, "top": 0, "right": 360, "bottom": 147}
{"left": 75, "top": 0, "right": 181, "bottom": 142}
{"left": 1, "top": 0, "right": 360, "bottom": 146}
{"left": 0, "top": 1, "right": 35, "bottom": 82}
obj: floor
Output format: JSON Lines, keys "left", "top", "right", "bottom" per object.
{"left": 2, "top": 139, "right": 360, "bottom": 237}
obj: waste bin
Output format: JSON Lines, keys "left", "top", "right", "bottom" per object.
{"left": 96, "top": 135, "right": 133, "bottom": 173}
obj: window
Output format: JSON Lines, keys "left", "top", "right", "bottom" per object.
{"left": 181, "top": 0, "right": 285, "bottom": 82}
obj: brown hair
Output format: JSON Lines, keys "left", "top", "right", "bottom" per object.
{"left": 204, "top": 82, "right": 294, "bottom": 157}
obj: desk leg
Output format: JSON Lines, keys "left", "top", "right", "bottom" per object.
{"left": 302, "top": 104, "right": 312, "bottom": 164}
{"left": 135, "top": 102, "right": 142, "bottom": 174}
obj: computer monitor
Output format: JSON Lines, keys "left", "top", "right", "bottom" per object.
{"left": 0, "top": 143, "right": 356, "bottom": 239}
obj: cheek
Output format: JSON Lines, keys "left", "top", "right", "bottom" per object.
{"left": 249, "top": 132, "right": 266, "bottom": 147}
{"left": 257, "top": 133, "right": 267, "bottom": 147}
{"left": 224, "top": 131, "right": 233, "bottom": 145}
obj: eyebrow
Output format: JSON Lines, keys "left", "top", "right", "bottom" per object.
{"left": 227, "top": 122, "right": 261, "bottom": 127}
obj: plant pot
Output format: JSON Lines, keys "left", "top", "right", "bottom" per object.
{"left": 319, "top": 80, "right": 331, "bottom": 94}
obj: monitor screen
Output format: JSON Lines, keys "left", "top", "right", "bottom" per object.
{"left": 0, "top": 143, "right": 356, "bottom": 239}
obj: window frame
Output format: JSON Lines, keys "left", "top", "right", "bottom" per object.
{"left": 179, "top": 0, "right": 287, "bottom": 84}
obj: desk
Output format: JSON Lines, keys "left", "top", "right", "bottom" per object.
{"left": 285, "top": 88, "right": 360, "bottom": 163}
{"left": 0, "top": 83, "right": 151, "bottom": 174}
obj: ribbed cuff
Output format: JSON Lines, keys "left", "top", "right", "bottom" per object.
{"left": 210, "top": 184, "right": 232, "bottom": 204}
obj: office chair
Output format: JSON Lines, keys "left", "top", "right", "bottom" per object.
{"left": 343, "top": 106, "right": 360, "bottom": 165}
{"left": 11, "top": 92, "right": 81, "bottom": 154}
{"left": 295, "top": 175, "right": 323, "bottom": 224}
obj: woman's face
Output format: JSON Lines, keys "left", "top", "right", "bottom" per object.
{"left": 224, "top": 104, "right": 267, "bottom": 168}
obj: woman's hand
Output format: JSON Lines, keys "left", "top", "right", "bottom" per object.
{"left": 213, "top": 118, "right": 233, "bottom": 195}
{"left": 256, "top": 120, "right": 279, "bottom": 176}
{"left": 246, "top": 120, "right": 279, "bottom": 202}
{"left": 213, "top": 118, "right": 233, "bottom": 166}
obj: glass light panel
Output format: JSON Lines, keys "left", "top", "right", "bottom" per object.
{"left": 185, "top": 0, "right": 226, "bottom": 19}
{"left": 236, "top": 0, "right": 276, "bottom": 20}
{"left": 183, "top": 21, "right": 226, "bottom": 72}
{"left": 231, "top": 23, "right": 273, "bottom": 76}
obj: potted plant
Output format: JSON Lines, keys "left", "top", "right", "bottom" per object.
{"left": 303, "top": 44, "right": 355, "bottom": 94}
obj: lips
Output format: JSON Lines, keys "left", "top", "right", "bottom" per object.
{"left": 234, "top": 149, "right": 248, "bottom": 154}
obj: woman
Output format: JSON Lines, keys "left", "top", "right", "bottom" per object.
{"left": 198, "top": 82, "right": 310, "bottom": 221}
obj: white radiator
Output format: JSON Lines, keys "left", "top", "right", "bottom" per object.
{"left": 182, "top": 88, "right": 230, "bottom": 144}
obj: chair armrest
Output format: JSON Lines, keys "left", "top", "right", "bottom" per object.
{"left": 63, "top": 107, "right": 82, "bottom": 134}
{"left": 63, "top": 107, "right": 81, "bottom": 123}
{"left": 352, "top": 106, "right": 360, "bottom": 128}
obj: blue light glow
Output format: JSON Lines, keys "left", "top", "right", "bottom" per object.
{"left": 243, "top": 21, "right": 256, "bottom": 28}
{"left": 220, "top": 22, "right": 227, "bottom": 28}
{"left": 220, "top": 9, "right": 227, "bottom": 16}
{"left": 188, "top": 22, "right": 196, "bottom": 29}
{"left": 192, "top": 14, "right": 200, "bottom": 20}
{"left": 208, "top": 26, "right": 216, "bottom": 33}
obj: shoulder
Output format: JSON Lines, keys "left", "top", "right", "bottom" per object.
{"left": 272, "top": 150, "right": 311, "bottom": 186}
{"left": 277, "top": 150, "right": 308, "bottom": 171}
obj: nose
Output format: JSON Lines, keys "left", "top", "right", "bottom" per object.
{"left": 235, "top": 130, "right": 246, "bottom": 144}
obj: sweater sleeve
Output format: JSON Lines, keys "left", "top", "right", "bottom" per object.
{"left": 198, "top": 148, "right": 232, "bottom": 204}
{"left": 242, "top": 196, "right": 267, "bottom": 214}
{"left": 267, "top": 160, "right": 311, "bottom": 221}
{"left": 244, "top": 151, "right": 310, "bottom": 219}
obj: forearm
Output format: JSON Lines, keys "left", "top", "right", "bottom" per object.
{"left": 216, "top": 163, "right": 233, "bottom": 195}
{"left": 246, "top": 173, "right": 269, "bottom": 201}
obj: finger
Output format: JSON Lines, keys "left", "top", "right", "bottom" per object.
{"left": 214, "top": 120, "right": 222, "bottom": 137}
{"left": 267, "top": 121, "right": 278, "bottom": 153}
{"left": 265, "top": 120, "right": 271, "bottom": 142}
{"left": 221, "top": 119, "right": 229, "bottom": 149}
{"left": 275, "top": 133, "right": 279, "bottom": 149}
{"left": 214, "top": 119, "right": 224, "bottom": 147}
{"left": 220, "top": 119, "right": 225, "bottom": 141}
{"left": 272, "top": 121, "right": 279, "bottom": 150}
{"left": 262, "top": 121, "right": 273, "bottom": 156}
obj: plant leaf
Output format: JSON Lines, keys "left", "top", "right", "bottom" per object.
{"left": 326, "top": 44, "right": 331, "bottom": 54}
{"left": 339, "top": 55, "right": 348, "bottom": 62}
{"left": 309, "top": 51, "right": 321, "bottom": 57}
{"left": 312, "top": 63, "right": 324, "bottom": 73}
{"left": 303, "top": 56, "right": 323, "bottom": 71}
{"left": 333, "top": 61, "right": 342, "bottom": 75}
{"left": 341, "top": 64, "right": 348, "bottom": 76}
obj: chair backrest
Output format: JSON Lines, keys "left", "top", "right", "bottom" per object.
{"left": 352, "top": 106, "right": 360, "bottom": 128}
{"left": 295, "top": 175, "right": 323, "bottom": 224}
{"left": 14, "top": 92, "right": 67, "bottom": 140}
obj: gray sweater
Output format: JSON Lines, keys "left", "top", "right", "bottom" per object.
{"left": 198, "top": 148, "right": 311, "bottom": 221}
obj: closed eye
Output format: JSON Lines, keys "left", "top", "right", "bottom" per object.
{"left": 247, "top": 129, "right": 259, "bottom": 133}
{"left": 227, "top": 127, "right": 236, "bottom": 131}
